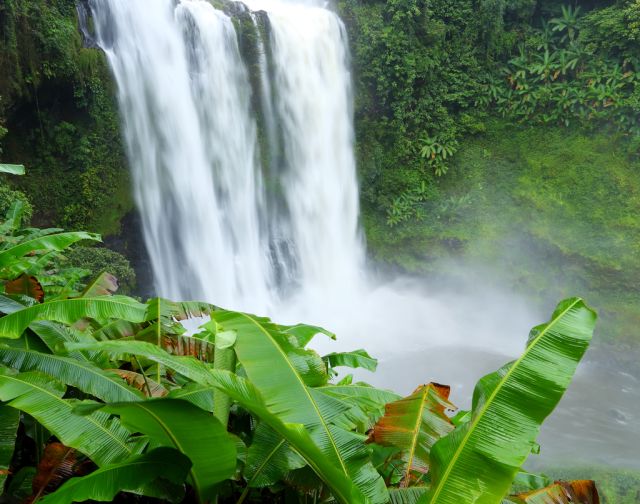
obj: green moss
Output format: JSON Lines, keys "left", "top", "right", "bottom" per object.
{"left": 364, "top": 119, "right": 640, "bottom": 346}
{"left": 0, "top": 1, "right": 133, "bottom": 237}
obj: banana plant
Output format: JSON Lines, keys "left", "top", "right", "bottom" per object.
{"left": 419, "top": 298, "right": 596, "bottom": 504}
{"left": 367, "top": 383, "right": 454, "bottom": 487}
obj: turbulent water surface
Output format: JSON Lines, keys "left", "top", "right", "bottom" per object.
{"left": 91, "top": 0, "right": 639, "bottom": 470}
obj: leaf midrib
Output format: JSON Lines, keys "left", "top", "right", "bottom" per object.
{"left": 404, "top": 386, "right": 430, "bottom": 485}
{"left": 126, "top": 404, "right": 201, "bottom": 499}
{"left": 238, "top": 313, "right": 350, "bottom": 477}
{"left": 0, "top": 232, "right": 98, "bottom": 264}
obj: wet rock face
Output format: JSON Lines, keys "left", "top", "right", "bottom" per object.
{"left": 104, "top": 209, "right": 155, "bottom": 299}
{"left": 76, "top": 0, "right": 99, "bottom": 49}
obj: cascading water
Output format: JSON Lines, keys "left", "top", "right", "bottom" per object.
{"left": 90, "top": 0, "right": 364, "bottom": 317}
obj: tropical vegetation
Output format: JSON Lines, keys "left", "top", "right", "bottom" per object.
{"left": 0, "top": 173, "right": 600, "bottom": 503}
{"left": 1, "top": 0, "right": 639, "bottom": 502}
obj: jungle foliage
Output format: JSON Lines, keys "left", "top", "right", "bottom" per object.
{"left": 0, "top": 199, "right": 599, "bottom": 503}
{"left": 338, "top": 0, "right": 640, "bottom": 224}
{"left": 0, "top": 0, "right": 132, "bottom": 235}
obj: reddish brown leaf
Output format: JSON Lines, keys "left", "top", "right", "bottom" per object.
{"left": 367, "top": 383, "right": 454, "bottom": 487}
{"left": 162, "top": 335, "right": 214, "bottom": 362}
{"left": 5, "top": 274, "right": 44, "bottom": 303}
{"left": 512, "top": 480, "right": 600, "bottom": 503}
{"left": 26, "top": 442, "right": 93, "bottom": 503}
{"left": 110, "top": 369, "right": 168, "bottom": 397}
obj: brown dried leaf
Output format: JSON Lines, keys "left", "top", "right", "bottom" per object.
{"left": 367, "top": 383, "right": 454, "bottom": 487}
{"left": 110, "top": 369, "right": 168, "bottom": 397}
{"left": 513, "top": 480, "right": 600, "bottom": 504}
{"left": 27, "top": 442, "right": 93, "bottom": 503}
{"left": 5, "top": 274, "right": 44, "bottom": 303}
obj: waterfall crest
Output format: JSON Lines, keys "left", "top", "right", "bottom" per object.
{"left": 91, "top": 0, "right": 364, "bottom": 315}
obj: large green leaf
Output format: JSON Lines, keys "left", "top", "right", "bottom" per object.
{"left": 0, "top": 368, "right": 142, "bottom": 465}
{"left": 0, "top": 201, "right": 26, "bottom": 235}
{"left": 38, "top": 447, "right": 192, "bottom": 504}
{"left": 323, "top": 349, "right": 378, "bottom": 372}
{"left": 0, "top": 232, "right": 100, "bottom": 267}
{"left": 0, "top": 294, "right": 30, "bottom": 315}
{"left": 390, "top": 488, "right": 429, "bottom": 504}
{"left": 210, "top": 309, "right": 388, "bottom": 504}
{"left": 369, "top": 384, "right": 454, "bottom": 486}
{"left": 67, "top": 332, "right": 376, "bottom": 504}
{"left": 66, "top": 340, "right": 217, "bottom": 386}
{"left": 167, "top": 383, "right": 214, "bottom": 412}
{"left": 318, "top": 384, "right": 401, "bottom": 407}
{"left": 0, "top": 296, "right": 148, "bottom": 339}
{"left": 30, "top": 321, "right": 111, "bottom": 368}
{"left": 244, "top": 422, "right": 305, "bottom": 488}
{"left": 420, "top": 298, "right": 597, "bottom": 504}
{"left": 0, "top": 346, "right": 143, "bottom": 402}
{"left": 209, "top": 370, "right": 368, "bottom": 504}
{"left": 318, "top": 383, "right": 401, "bottom": 428}
{"left": 281, "top": 323, "right": 335, "bottom": 347}
{"left": 0, "top": 164, "right": 25, "bottom": 175}
{"left": 96, "top": 399, "right": 236, "bottom": 502}
{"left": 0, "top": 403, "right": 19, "bottom": 490}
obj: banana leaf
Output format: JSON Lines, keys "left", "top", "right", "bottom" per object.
{"left": 68, "top": 331, "right": 378, "bottom": 503}
{"left": 30, "top": 321, "right": 111, "bottom": 368}
{"left": 167, "top": 383, "right": 214, "bottom": 411}
{"left": 369, "top": 383, "right": 454, "bottom": 486}
{"left": 0, "top": 403, "right": 19, "bottom": 490}
{"left": 38, "top": 447, "right": 191, "bottom": 504}
{"left": 0, "top": 368, "right": 143, "bottom": 465}
{"left": 209, "top": 369, "right": 368, "bottom": 504}
{"left": 0, "top": 232, "right": 100, "bottom": 267}
{"left": 318, "top": 384, "right": 401, "bottom": 406}
{"left": 0, "top": 294, "right": 30, "bottom": 315}
{"left": 281, "top": 323, "right": 335, "bottom": 347}
{"left": 420, "top": 298, "right": 597, "bottom": 504}
{"left": 210, "top": 309, "right": 388, "bottom": 504}
{"left": 28, "top": 442, "right": 92, "bottom": 502}
{"left": 0, "top": 296, "right": 149, "bottom": 339}
{"left": 0, "top": 164, "right": 25, "bottom": 175}
{"left": 390, "top": 487, "right": 429, "bottom": 504}
{"left": 244, "top": 423, "right": 305, "bottom": 488}
{"left": 0, "top": 347, "right": 143, "bottom": 402}
{"left": 323, "top": 349, "right": 378, "bottom": 372}
{"left": 66, "top": 340, "right": 217, "bottom": 386}
{"left": 94, "top": 399, "right": 236, "bottom": 503}
{"left": 81, "top": 272, "right": 119, "bottom": 297}
{"left": 509, "top": 480, "right": 599, "bottom": 503}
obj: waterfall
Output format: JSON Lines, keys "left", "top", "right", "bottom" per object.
{"left": 90, "top": 0, "right": 364, "bottom": 316}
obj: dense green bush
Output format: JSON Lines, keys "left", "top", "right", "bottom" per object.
{"left": 340, "top": 0, "right": 640, "bottom": 226}
{"left": 0, "top": 183, "right": 31, "bottom": 224}
{"left": 66, "top": 246, "right": 136, "bottom": 295}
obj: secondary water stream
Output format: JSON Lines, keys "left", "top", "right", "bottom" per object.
{"left": 90, "top": 0, "right": 639, "bottom": 472}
